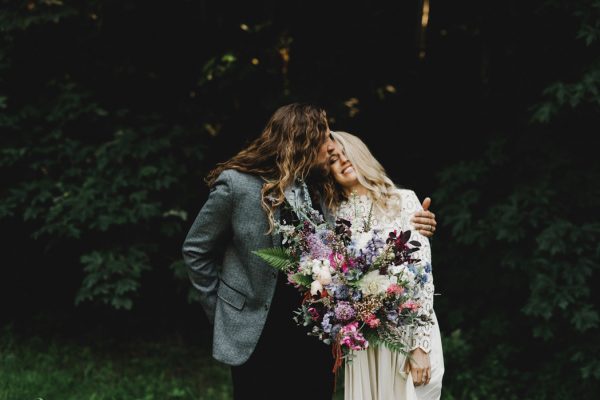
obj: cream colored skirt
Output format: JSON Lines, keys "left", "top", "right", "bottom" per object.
{"left": 344, "top": 311, "right": 444, "bottom": 400}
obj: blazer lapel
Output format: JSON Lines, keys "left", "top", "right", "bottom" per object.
{"left": 271, "top": 182, "right": 302, "bottom": 248}
{"left": 271, "top": 206, "right": 282, "bottom": 247}
{"left": 319, "top": 197, "right": 336, "bottom": 226}
{"left": 272, "top": 181, "right": 336, "bottom": 247}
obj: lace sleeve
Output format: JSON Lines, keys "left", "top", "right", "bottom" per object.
{"left": 397, "top": 189, "right": 435, "bottom": 353}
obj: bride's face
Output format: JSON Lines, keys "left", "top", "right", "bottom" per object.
{"left": 328, "top": 145, "right": 358, "bottom": 188}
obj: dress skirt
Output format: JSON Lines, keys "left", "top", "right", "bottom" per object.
{"left": 344, "top": 311, "right": 444, "bottom": 400}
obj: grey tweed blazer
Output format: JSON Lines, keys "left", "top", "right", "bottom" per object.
{"left": 181, "top": 169, "right": 330, "bottom": 366}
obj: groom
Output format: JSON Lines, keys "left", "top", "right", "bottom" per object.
{"left": 182, "top": 103, "right": 437, "bottom": 399}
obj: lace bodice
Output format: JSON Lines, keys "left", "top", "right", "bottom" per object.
{"left": 336, "top": 189, "right": 435, "bottom": 353}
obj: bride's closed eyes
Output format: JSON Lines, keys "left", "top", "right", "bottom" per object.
{"left": 329, "top": 149, "right": 347, "bottom": 166}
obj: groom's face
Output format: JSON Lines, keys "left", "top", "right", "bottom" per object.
{"left": 316, "top": 130, "right": 336, "bottom": 171}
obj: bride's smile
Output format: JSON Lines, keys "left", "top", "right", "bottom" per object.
{"left": 329, "top": 143, "right": 362, "bottom": 192}
{"left": 342, "top": 165, "right": 355, "bottom": 175}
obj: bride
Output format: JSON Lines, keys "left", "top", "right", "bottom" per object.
{"left": 323, "top": 131, "right": 444, "bottom": 400}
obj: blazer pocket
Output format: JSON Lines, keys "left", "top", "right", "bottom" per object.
{"left": 217, "top": 280, "right": 246, "bottom": 310}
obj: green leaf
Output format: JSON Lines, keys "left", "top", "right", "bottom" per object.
{"left": 289, "top": 273, "right": 312, "bottom": 287}
{"left": 252, "top": 247, "right": 294, "bottom": 271}
{"left": 571, "top": 305, "right": 600, "bottom": 332}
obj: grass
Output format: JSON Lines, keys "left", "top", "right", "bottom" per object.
{"left": 0, "top": 325, "right": 345, "bottom": 400}
{"left": 0, "top": 326, "right": 232, "bottom": 400}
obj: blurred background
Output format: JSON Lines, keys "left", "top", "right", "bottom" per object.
{"left": 1, "top": 0, "right": 599, "bottom": 399}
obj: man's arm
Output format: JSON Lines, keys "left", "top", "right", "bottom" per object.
{"left": 182, "top": 170, "right": 234, "bottom": 324}
{"left": 410, "top": 197, "right": 437, "bottom": 238}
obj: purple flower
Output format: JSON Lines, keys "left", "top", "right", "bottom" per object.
{"left": 306, "top": 232, "right": 332, "bottom": 260}
{"left": 334, "top": 301, "right": 356, "bottom": 321}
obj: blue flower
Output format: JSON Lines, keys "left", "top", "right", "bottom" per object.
{"left": 424, "top": 262, "right": 432, "bottom": 274}
{"left": 331, "top": 323, "right": 343, "bottom": 339}
{"left": 386, "top": 310, "right": 399, "bottom": 323}
{"left": 321, "top": 311, "right": 334, "bottom": 333}
{"left": 351, "top": 290, "right": 363, "bottom": 302}
{"left": 407, "top": 264, "right": 418, "bottom": 275}
{"left": 334, "top": 284, "right": 350, "bottom": 300}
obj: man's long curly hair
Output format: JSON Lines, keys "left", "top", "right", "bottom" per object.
{"left": 205, "top": 103, "right": 330, "bottom": 232}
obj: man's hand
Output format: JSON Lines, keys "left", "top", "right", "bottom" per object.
{"left": 411, "top": 197, "right": 437, "bottom": 238}
{"left": 404, "top": 348, "right": 431, "bottom": 386}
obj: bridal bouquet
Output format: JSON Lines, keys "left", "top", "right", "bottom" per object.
{"left": 254, "top": 200, "right": 433, "bottom": 373}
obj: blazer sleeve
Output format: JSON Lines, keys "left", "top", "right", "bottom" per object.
{"left": 182, "top": 170, "right": 234, "bottom": 324}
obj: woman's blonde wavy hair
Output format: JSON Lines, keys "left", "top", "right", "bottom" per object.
{"left": 323, "top": 130, "right": 402, "bottom": 216}
{"left": 205, "top": 103, "right": 330, "bottom": 232}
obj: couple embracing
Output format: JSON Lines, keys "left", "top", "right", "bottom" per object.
{"left": 182, "top": 103, "right": 444, "bottom": 400}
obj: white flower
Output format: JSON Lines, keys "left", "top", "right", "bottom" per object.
{"left": 312, "top": 261, "right": 332, "bottom": 285}
{"left": 391, "top": 264, "right": 416, "bottom": 284}
{"left": 298, "top": 259, "right": 313, "bottom": 276}
{"left": 311, "top": 258, "right": 332, "bottom": 271}
{"left": 389, "top": 275, "right": 398, "bottom": 285}
{"left": 352, "top": 230, "right": 373, "bottom": 251}
{"left": 358, "top": 270, "right": 391, "bottom": 296}
{"left": 310, "top": 280, "right": 324, "bottom": 296}
{"left": 400, "top": 268, "right": 416, "bottom": 285}
{"left": 278, "top": 225, "right": 296, "bottom": 245}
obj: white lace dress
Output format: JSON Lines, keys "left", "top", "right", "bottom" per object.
{"left": 338, "top": 189, "right": 444, "bottom": 400}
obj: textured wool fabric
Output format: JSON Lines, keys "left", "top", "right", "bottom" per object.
{"left": 183, "top": 169, "right": 283, "bottom": 366}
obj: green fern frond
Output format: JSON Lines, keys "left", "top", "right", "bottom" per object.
{"left": 252, "top": 247, "right": 294, "bottom": 271}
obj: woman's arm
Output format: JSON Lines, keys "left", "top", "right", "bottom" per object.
{"left": 399, "top": 189, "right": 435, "bottom": 386}
{"left": 182, "top": 170, "right": 234, "bottom": 324}
{"left": 399, "top": 190, "right": 435, "bottom": 352}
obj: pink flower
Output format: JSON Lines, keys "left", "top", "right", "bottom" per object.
{"left": 399, "top": 300, "right": 419, "bottom": 312}
{"left": 339, "top": 322, "right": 369, "bottom": 351}
{"left": 342, "top": 321, "right": 359, "bottom": 332}
{"left": 364, "top": 314, "right": 381, "bottom": 328}
{"left": 308, "top": 307, "right": 320, "bottom": 321}
{"left": 386, "top": 284, "right": 404, "bottom": 296}
{"left": 329, "top": 252, "right": 348, "bottom": 273}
